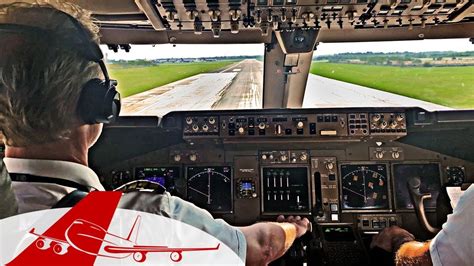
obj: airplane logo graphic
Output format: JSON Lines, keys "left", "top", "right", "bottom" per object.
{"left": 7, "top": 192, "right": 220, "bottom": 265}
{"left": 29, "top": 215, "right": 220, "bottom": 263}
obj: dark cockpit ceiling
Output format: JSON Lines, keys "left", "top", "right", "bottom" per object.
{"left": 67, "top": 0, "right": 473, "bottom": 45}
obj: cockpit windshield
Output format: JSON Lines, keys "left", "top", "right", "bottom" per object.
{"left": 104, "top": 39, "right": 474, "bottom": 117}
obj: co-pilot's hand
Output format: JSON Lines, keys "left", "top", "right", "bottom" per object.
{"left": 276, "top": 215, "right": 312, "bottom": 238}
{"left": 370, "top": 226, "right": 415, "bottom": 253}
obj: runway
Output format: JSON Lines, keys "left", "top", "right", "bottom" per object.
{"left": 121, "top": 60, "right": 449, "bottom": 116}
{"left": 121, "top": 59, "right": 262, "bottom": 116}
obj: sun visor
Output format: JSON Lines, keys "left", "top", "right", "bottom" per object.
{"left": 274, "top": 28, "right": 319, "bottom": 54}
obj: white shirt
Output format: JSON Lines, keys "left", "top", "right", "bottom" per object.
{"left": 430, "top": 184, "right": 474, "bottom": 266}
{"left": 3, "top": 158, "right": 247, "bottom": 261}
{"left": 3, "top": 158, "right": 104, "bottom": 214}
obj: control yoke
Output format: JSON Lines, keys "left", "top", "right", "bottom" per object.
{"left": 407, "top": 177, "right": 440, "bottom": 234}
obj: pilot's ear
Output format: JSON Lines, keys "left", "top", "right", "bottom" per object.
{"left": 79, "top": 123, "right": 103, "bottom": 148}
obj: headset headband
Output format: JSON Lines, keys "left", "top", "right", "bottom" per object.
{"left": 0, "top": 6, "right": 103, "bottom": 62}
{"left": 0, "top": 6, "right": 121, "bottom": 124}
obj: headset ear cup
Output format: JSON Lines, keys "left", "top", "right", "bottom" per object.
{"left": 77, "top": 79, "right": 120, "bottom": 124}
{"left": 105, "top": 85, "right": 121, "bottom": 123}
{"left": 78, "top": 79, "right": 105, "bottom": 124}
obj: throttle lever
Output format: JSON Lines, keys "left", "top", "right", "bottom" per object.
{"left": 407, "top": 177, "right": 440, "bottom": 234}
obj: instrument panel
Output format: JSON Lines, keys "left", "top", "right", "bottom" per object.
{"left": 96, "top": 107, "right": 474, "bottom": 232}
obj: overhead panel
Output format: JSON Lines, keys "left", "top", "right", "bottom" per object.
{"left": 95, "top": 0, "right": 473, "bottom": 43}
{"left": 136, "top": 0, "right": 473, "bottom": 35}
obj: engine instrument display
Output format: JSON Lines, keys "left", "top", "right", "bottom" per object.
{"left": 340, "top": 164, "right": 389, "bottom": 210}
{"left": 135, "top": 167, "right": 179, "bottom": 189}
{"left": 187, "top": 166, "right": 232, "bottom": 213}
{"left": 261, "top": 167, "right": 310, "bottom": 214}
{"left": 393, "top": 163, "right": 441, "bottom": 209}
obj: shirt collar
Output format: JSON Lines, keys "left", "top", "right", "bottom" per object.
{"left": 3, "top": 158, "right": 105, "bottom": 191}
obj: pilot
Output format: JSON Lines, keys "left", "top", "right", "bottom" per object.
{"left": 371, "top": 184, "right": 474, "bottom": 265}
{"left": 0, "top": 2, "right": 310, "bottom": 265}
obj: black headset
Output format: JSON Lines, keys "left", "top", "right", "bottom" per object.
{"left": 0, "top": 7, "right": 121, "bottom": 124}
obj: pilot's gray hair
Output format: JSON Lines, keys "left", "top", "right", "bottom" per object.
{"left": 0, "top": 1, "right": 101, "bottom": 147}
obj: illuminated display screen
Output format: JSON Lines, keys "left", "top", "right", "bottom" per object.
{"left": 241, "top": 181, "right": 253, "bottom": 190}
{"left": 135, "top": 167, "right": 179, "bottom": 189}
{"left": 340, "top": 164, "right": 389, "bottom": 210}
{"left": 187, "top": 166, "right": 232, "bottom": 212}
{"left": 322, "top": 226, "right": 355, "bottom": 242}
{"left": 144, "top": 176, "right": 166, "bottom": 186}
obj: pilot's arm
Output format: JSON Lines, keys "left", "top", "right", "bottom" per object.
{"left": 370, "top": 226, "right": 431, "bottom": 265}
{"left": 120, "top": 191, "right": 310, "bottom": 265}
{"left": 371, "top": 184, "right": 474, "bottom": 266}
{"left": 238, "top": 215, "right": 310, "bottom": 266}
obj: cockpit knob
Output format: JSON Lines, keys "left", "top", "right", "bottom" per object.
{"left": 375, "top": 151, "right": 384, "bottom": 159}
{"left": 192, "top": 124, "right": 199, "bottom": 132}
{"left": 258, "top": 122, "right": 266, "bottom": 130}
{"left": 372, "top": 114, "right": 381, "bottom": 122}
{"left": 267, "top": 9, "right": 273, "bottom": 22}
{"left": 291, "top": 9, "right": 297, "bottom": 23}
{"left": 392, "top": 151, "right": 400, "bottom": 159}
{"left": 189, "top": 154, "right": 197, "bottom": 162}
{"left": 166, "top": 11, "right": 177, "bottom": 22}
{"left": 238, "top": 127, "right": 245, "bottom": 135}
{"left": 396, "top": 114, "right": 404, "bottom": 121}
{"left": 297, "top": 121, "right": 304, "bottom": 129}
{"left": 209, "top": 10, "right": 221, "bottom": 22}
{"left": 346, "top": 10, "right": 355, "bottom": 22}
{"left": 280, "top": 8, "right": 287, "bottom": 22}
{"left": 186, "top": 117, "right": 193, "bottom": 124}
{"left": 325, "top": 162, "right": 335, "bottom": 170}
{"left": 261, "top": 154, "right": 268, "bottom": 160}
{"left": 256, "top": 10, "right": 262, "bottom": 24}
{"left": 302, "top": 12, "right": 314, "bottom": 24}
{"left": 276, "top": 124, "right": 283, "bottom": 135}
{"left": 174, "top": 154, "right": 182, "bottom": 162}
{"left": 187, "top": 10, "right": 199, "bottom": 20}
{"left": 390, "top": 121, "right": 398, "bottom": 128}
{"left": 300, "top": 154, "right": 308, "bottom": 161}
{"left": 281, "top": 155, "right": 288, "bottom": 162}
{"left": 229, "top": 9, "right": 241, "bottom": 21}
{"left": 208, "top": 117, "right": 216, "bottom": 124}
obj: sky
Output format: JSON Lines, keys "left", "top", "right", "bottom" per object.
{"left": 102, "top": 38, "right": 474, "bottom": 60}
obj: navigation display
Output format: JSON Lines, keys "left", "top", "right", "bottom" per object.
{"left": 135, "top": 167, "right": 179, "bottom": 189}
{"left": 340, "top": 164, "right": 389, "bottom": 210}
{"left": 393, "top": 163, "right": 441, "bottom": 209}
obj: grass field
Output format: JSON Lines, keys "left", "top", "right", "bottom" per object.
{"left": 310, "top": 62, "right": 474, "bottom": 109}
{"left": 109, "top": 61, "right": 236, "bottom": 98}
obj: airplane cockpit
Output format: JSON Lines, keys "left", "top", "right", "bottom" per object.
{"left": 1, "top": 0, "right": 473, "bottom": 265}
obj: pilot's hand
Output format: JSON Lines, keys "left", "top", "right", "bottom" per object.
{"left": 370, "top": 226, "right": 416, "bottom": 253}
{"left": 276, "top": 215, "right": 311, "bottom": 238}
